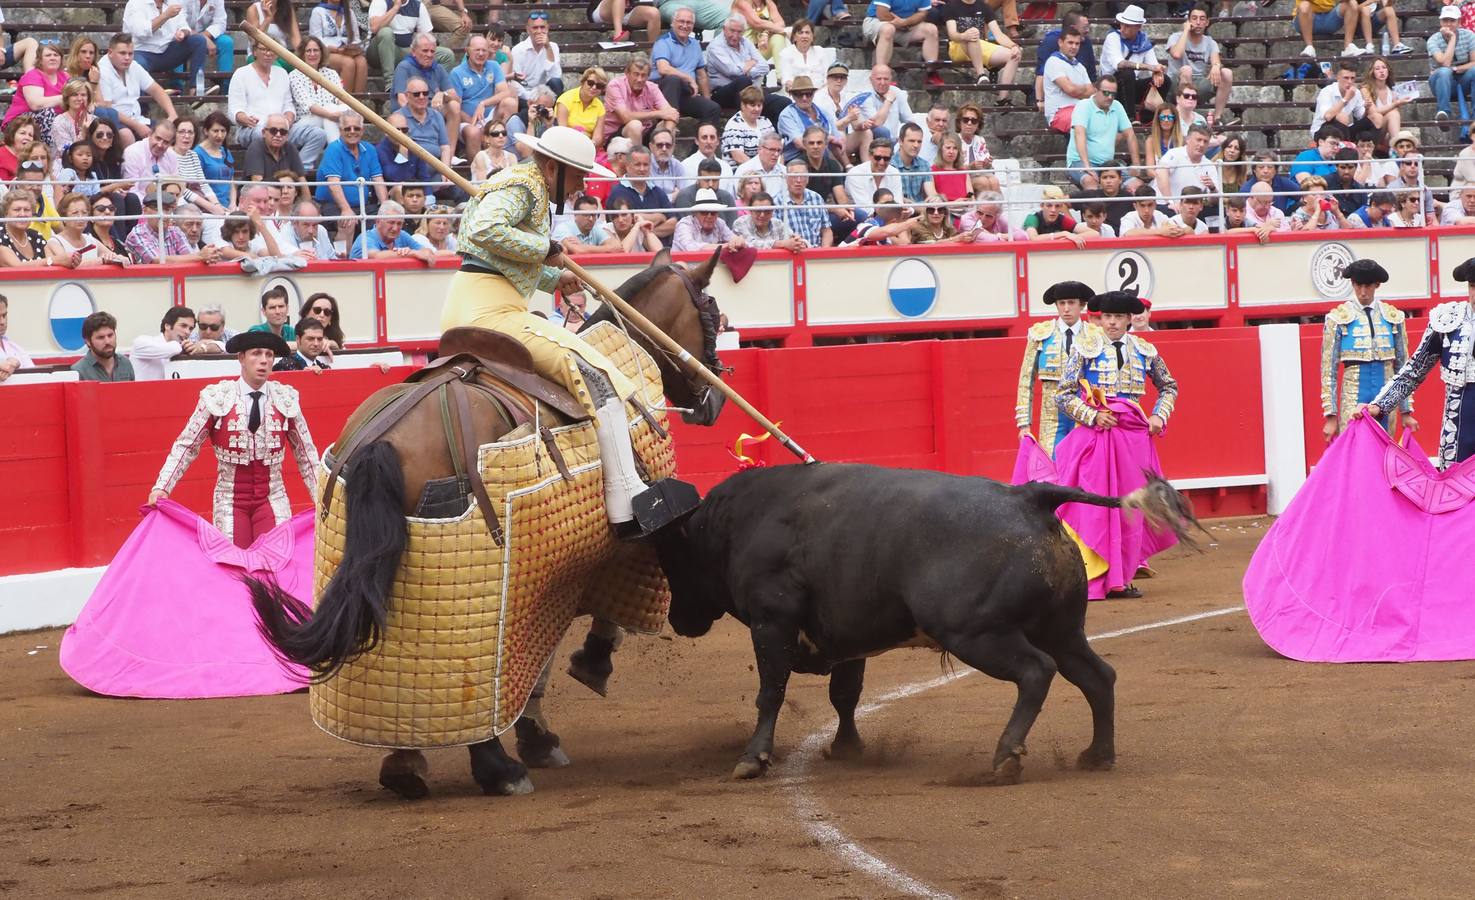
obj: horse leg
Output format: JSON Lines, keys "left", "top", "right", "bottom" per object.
{"left": 823, "top": 659, "right": 866, "bottom": 761}
{"left": 514, "top": 653, "right": 571, "bottom": 768}
{"left": 940, "top": 629, "right": 1057, "bottom": 786}
{"left": 378, "top": 749, "right": 430, "bottom": 800}
{"left": 567, "top": 618, "right": 622, "bottom": 696}
{"left": 468, "top": 737, "right": 534, "bottom": 796}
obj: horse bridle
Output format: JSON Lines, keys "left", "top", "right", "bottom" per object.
{"left": 657, "top": 263, "right": 729, "bottom": 381}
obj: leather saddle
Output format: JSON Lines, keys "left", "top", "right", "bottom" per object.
{"left": 426, "top": 327, "right": 589, "bottom": 422}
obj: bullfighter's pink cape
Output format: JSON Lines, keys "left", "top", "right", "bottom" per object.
{"left": 60, "top": 499, "right": 311, "bottom": 698}
{"left": 1244, "top": 415, "right": 1475, "bottom": 663}
{"left": 1012, "top": 400, "right": 1177, "bottom": 599}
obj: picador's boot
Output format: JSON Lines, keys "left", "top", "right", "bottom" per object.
{"left": 594, "top": 397, "right": 701, "bottom": 541}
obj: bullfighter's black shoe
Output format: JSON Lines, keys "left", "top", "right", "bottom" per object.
{"left": 612, "top": 478, "right": 702, "bottom": 542}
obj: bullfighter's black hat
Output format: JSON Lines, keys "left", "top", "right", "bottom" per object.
{"left": 1454, "top": 258, "right": 1475, "bottom": 284}
{"left": 225, "top": 331, "right": 290, "bottom": 357}
{"left": 1043, "top": 280, "right": 1094, "bottom": 305}
{"left": 1089, "top": 289, "right": 1147, "bottom": 316}
{"left": 1344, "top": 259, "right": 1389, "bottom": 286}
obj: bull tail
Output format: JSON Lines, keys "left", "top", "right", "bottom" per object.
{"left": 1024, "top": 475, "right": 1204, "bottom": 550}
{"left": 248, "top": 440, "right": 408, "bottom": 681}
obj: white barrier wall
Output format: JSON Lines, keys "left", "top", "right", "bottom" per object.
{"left": 1026, "top": 244, "right": 1228, "bottom": 315}
{"left": 806, "top": 251, "right": 1017, "bottom": 324}
{"left": 3, "top": 230, "right": 1470, "bottom": 362}
{"left": 1238, "top": 236, "right": 1430, "bottom": 306}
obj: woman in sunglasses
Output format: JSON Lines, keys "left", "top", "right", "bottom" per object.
{"left": 299, "top": 291, "right": 344, "bottom": 349}
{"left": 471, "top": 120, "right": 517, "bottom": 181}
{"left": 1144, "top": 106, "right": 1182, "bottom": 175}
{"left": 415, "top": 203, "right": 459, "bottom": 255}
{"left": 555, "top": 66, "right": 609, "bottom": 139}
{"left": 49, "top": 191, "right": 128, "bottom": 267}
{"left": 86, "top": 193, "right": 134, "bottom": 262}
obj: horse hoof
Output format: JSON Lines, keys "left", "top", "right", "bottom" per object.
{"left": 567, "top": 648, "right": 612, "bottom": 697}
{"left": 378, "top": 751, "right": 430, "bottom": 800}
{"left": 1077, "top": 748, "right": 1116, "bottom": 772}
{"left": 519, "top": 744, "right": 572, "bottom": 769}
{"left": 823, "top": 738, "right": 865, "bottom": 761}
{"left": 485, "top": 775, "right": 536, "bottom": 796}
{"left": 732, "top": 753, "right": 771, "bottom": 780}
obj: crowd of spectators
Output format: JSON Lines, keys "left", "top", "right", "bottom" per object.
{"left": 0, "top": 0, "right": 1473, "bottom": 376}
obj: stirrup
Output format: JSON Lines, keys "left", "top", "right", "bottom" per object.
{"left": 613, "top": 478, "right": 702, "bottom": 541}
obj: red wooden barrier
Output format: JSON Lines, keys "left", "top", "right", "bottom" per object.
{"left": 0, "top": 334, "right": 1273, "bottom": 579}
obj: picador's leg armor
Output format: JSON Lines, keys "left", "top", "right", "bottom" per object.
{"left": 578, "top": 359, "right": 701, "bottom": 540}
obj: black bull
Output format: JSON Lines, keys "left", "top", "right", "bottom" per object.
{"left": 652, "top": 463, "right": 1198, "bottom": 784}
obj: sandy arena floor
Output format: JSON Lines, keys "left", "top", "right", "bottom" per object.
{"left": 4, "top": 518, "right": 1474, "bottom": 899}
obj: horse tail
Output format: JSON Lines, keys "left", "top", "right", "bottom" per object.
{"left": 1023, "top": 475, "right": 1204, "bottom": 549}
{"left": 249, "top": 440, "right": 408, "bottom": 681}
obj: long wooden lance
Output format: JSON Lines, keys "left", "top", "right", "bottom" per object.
{"left": 242, "top": 23, "right": 816, "bottom": 464}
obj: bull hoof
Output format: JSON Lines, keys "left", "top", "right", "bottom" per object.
{"left": 823, "top": 736, "right": 865, "bottom": 761}
{"left": 732, "top": 753, "right": 771, "bottom": 780}
{"left": 1077, "top": 747, "right": 1116, "bottom": 772}
{"left": 378, "top": 751, "right": 430, "bottom": 800}
{"left": 986, "top": 756, "right": 1024, "bottom": 786}
{"left": 484, "top": 775, "right": 536, "bottom": 797}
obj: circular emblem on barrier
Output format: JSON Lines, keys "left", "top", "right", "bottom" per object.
{"left": 263, "top": 275, "right": 303, "bottom": 311}
{"left": 1105, "top": 250, "right": 1154, "bottom": 298}
{"left": 1309, "top": 242, "right": 1356, "bottom": 300}
{"left": 887, "top": 257, "right": 939, "bottom": 318}
{"left": 47, "top": 282, "right": 97, "bottom": 352}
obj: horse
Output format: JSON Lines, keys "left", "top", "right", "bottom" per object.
{"left": 249, "top": 249, "right": 727, "bottom": 798}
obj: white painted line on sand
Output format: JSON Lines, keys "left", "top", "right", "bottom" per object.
{"left": 780, "top": 605, "right": 1246, "bottom": 900}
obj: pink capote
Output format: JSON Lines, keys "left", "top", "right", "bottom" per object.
{"left": 1012, "top": 400, "right": 1178, "bottom": 599}
{"left": 1244, "top": 415, "right": 1475, "bottom": 663}
{"left": 60, "top": 499, "right": 312, "bottom": 698}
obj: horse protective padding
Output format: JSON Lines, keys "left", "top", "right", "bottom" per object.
{"left": 308, "top": 321, "right": 676, "bottom": 748}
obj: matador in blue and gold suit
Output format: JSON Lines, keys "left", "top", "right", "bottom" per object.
{"left": 1321, "top": 259, "right": 1411, "bottom": 438}
{"left": 1016, "top": 280, "right": 1105, "bottom": 455}
{"left": 1057, "top": 292, "right": 1179, "bottom": 428}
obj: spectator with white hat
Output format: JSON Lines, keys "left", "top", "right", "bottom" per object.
{"left": 671, "top": 187, "right": 746, "bottom": 252}
{"left": 1427, "top": 5, "right": 1475, "bottom": 132}
{"left": 1099, "top": 5, "right": 1163, "bottom": 119}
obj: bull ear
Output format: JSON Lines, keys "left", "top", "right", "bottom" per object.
{"left": 651, "top": 248, "right": 672, "bottom": 270}
{"left": 689, "top": 247, "right": 721, "bottom": 289}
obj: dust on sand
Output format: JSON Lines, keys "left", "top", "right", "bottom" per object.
{"left": 4, "top": 518, "right": 1474, "bottom": 898}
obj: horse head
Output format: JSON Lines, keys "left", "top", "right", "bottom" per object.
{"left": 584, "top": 249, "right": 728, "bottom": 427}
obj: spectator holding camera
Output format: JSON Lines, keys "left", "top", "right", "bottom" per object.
{"left": 1290, "top": 176, "right": 1348, "bottom": 230}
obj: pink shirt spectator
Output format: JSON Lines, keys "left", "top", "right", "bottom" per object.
{"left": 0, "top": 335, "right": 34, "bottom": 369}
{"left": 957, "top": 208, "right": 1028, "bottom": 241}
{"left": 1244, "top": 205, "right": 1290, "bottom": 231}
{"left": 599, "top": 74, "right": 670, "bottom": 143}
{"left": 3, "top": 67, "right": 67, "bottom": 127}
{"left": 122, "top": 142, "right": 180, "bottom": 198}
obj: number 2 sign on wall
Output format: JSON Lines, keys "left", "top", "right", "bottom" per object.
{"left": 1105, "top": 250, "right": 1154, "bottom": 299}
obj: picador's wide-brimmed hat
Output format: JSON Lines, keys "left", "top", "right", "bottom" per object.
{"left": 513, "top": 125, "right": 615, "bottom": 178}
{"left": 1454, "top": 258, "right": 1475, "bottom": 283}
{"left": 1089, "top": 289, "right": 1147, "bottom": 315}
{"left": 1344, "top": 259, "right": 1390, "bottom": 285}
{"left": 226, "top": 331, "right": 290, "bottom": 356}
{"left": 1043, "top": 280, "right": 1094, "bottom": 305}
